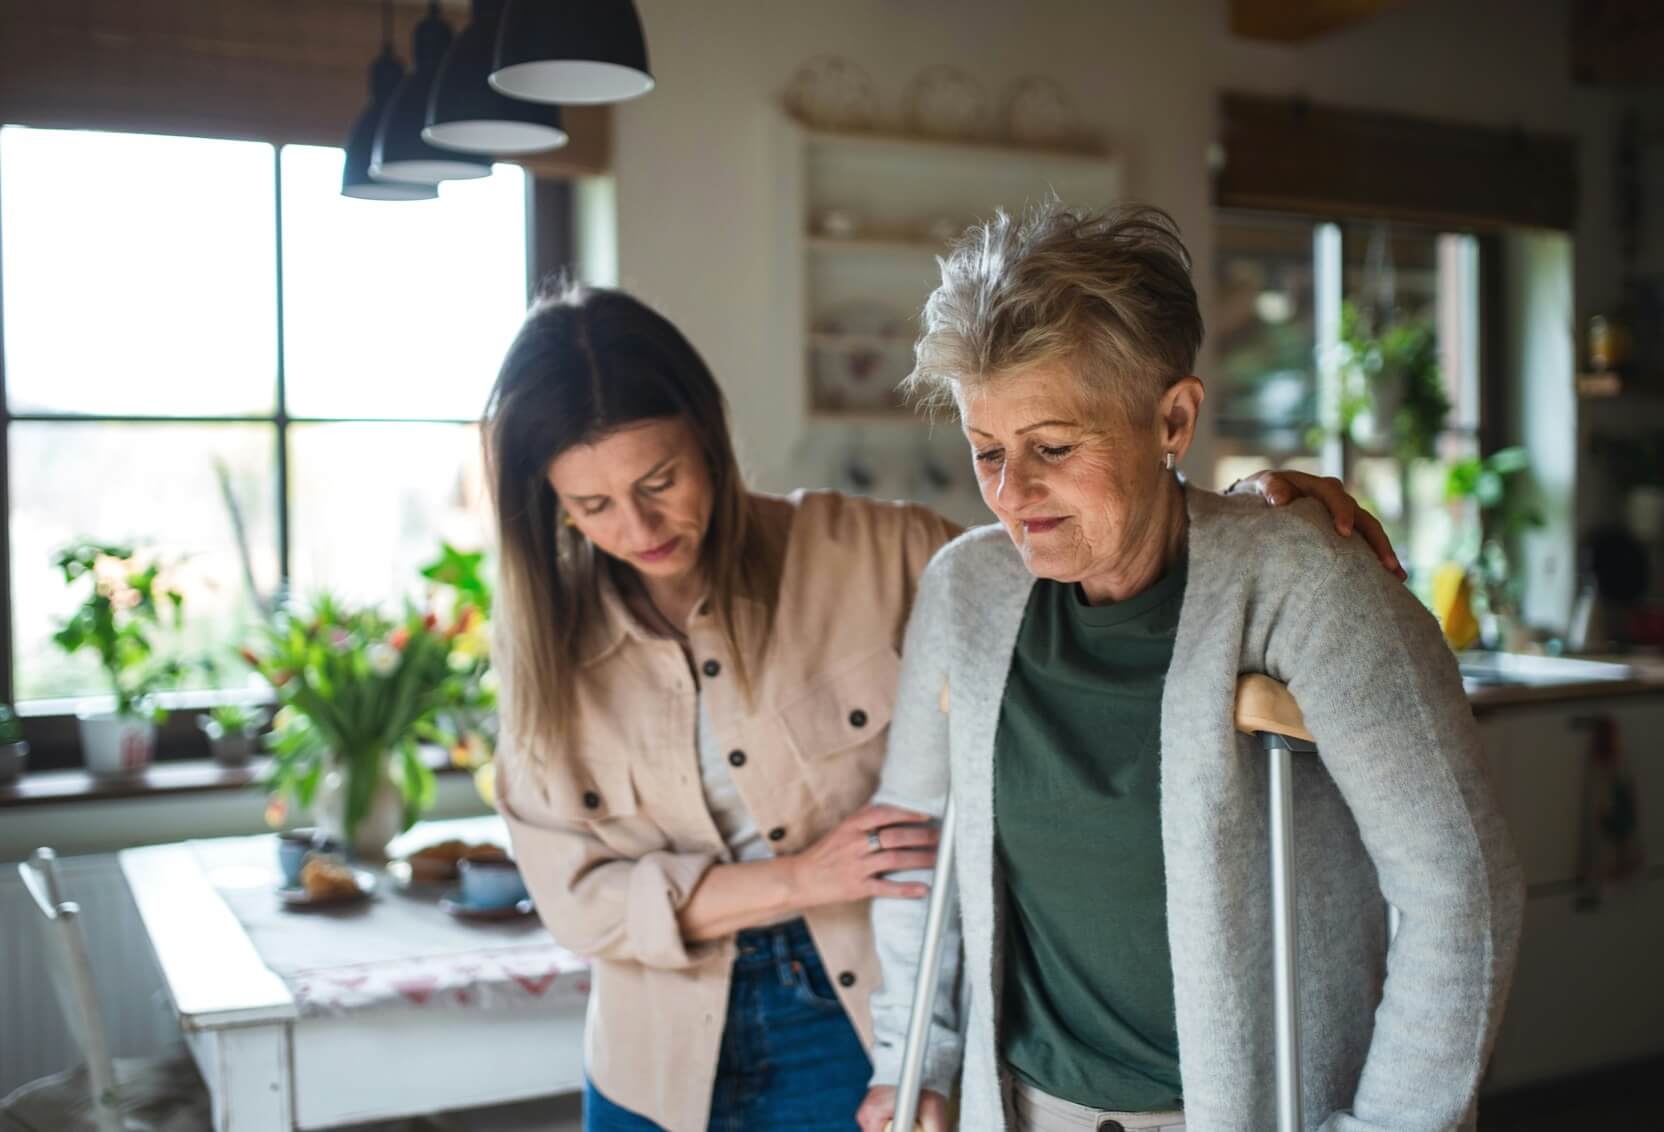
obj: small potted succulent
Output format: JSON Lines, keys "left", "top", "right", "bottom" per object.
{"left": 50, "top": 541, "right": 186, "bottom": 777}
{"left": 197, "top": 703, "right": 268, "bottom": 767}
{"left": 0, "top": 703, "right": 27, "bottom": 784}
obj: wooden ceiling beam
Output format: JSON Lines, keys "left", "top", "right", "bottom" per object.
{"left": 0, "top": 0, "right": 608, "bottom": 178}
{"left": 1230, "top": 0, "right": 1412, "bottom": 43}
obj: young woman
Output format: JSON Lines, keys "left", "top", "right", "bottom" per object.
{"left": 483, "top": 283, "right": 1400, "bottom": 1132}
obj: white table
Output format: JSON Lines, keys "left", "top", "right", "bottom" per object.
{"left": 119, "top": 816, "right": 588, "bottom": 1131}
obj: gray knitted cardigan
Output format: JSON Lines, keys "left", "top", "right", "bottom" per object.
{"left": 868, "top": 485, "right": 1523, "bottom": 1132}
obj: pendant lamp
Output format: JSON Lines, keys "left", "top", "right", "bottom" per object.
{"left": 425, "top": 0, "right": 569, "bottom": 154}
{"left": 372, "top": 1, "right": 493, "bottom": 183}
{"left": 491, "top": 0, "right": 655, "bottom": 105}
{"left": 342, "top": 4, "right": 438, "bottom": 200}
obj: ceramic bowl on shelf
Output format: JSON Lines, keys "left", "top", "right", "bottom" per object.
{"left": 816, "top": 208, "right": 862, "bottom": 238}
{"left": 904, "top": 65, "right": 991, "bottom": 140}
{"left": 811, "top": 301, "right": 914, "bottom": 412}
{"left": 785, "top": 56, "right": 879, "bottom": 131}
{"left": 1001, "top": 76, "right": 1078, "bottom": 147}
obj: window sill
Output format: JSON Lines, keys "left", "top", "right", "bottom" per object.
{"left": 0, "top": 758, "right": 271, "bottom": 809}
{"left": 0, "top": 756, "right": 470, "bottom": 810}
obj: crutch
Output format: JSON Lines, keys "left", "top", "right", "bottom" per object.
{"left": 1234, "top": 674, "right": 1318, "bottom": 1132}
{"left": 891, "top": 677, "right": 1379, "bottom": 1132}
{"left": 887, "top": 793, "right": 955, "bottom": 1132}
{"left": 1235, "top": 674, "right": 1400, "bottom": 1132}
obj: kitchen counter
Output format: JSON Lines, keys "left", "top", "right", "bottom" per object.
{"left": 1461, "top": 652, "right": 1664, "bottom": 712}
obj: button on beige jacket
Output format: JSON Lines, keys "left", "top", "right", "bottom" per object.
{"left": 496, "top": 490, "right": 957, "bottom": 1131}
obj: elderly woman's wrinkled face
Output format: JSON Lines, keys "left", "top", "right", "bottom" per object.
{"left": 961, "top": 360, "right": 1190, "bottom": 593}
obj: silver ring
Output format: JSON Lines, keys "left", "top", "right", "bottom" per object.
{"left": 866, "top": 828, "right": 883, "bottom": 853}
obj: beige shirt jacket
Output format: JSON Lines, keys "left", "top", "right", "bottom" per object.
{"left": 496, "top": 490, "right": 956, "bottom": 1131}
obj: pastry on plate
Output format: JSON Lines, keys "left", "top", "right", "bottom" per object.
{"left": 300, "top": 855, "right": 361, "bottom": 901}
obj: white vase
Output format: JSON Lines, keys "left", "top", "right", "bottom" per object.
{"left": 311, "top": 762, "right": 406, "bottom": 860}
{"left": 76, "top": 709, "right": 155, "bottom": 777}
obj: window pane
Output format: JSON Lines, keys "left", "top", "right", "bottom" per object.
{"left": 0, "top": 127, "right": 277, "bottom": 416}
{"left": 1214, "top": 212, "right": 1320, "bottom": 449}
{"left": 1338, "top": 220, "right": 1483, "bottom": 590}
{"left": 279, "top": 146, "right": 527, "bottom": 421}
{"left": 288, "top": 423, "right": 489, "bottom": 603}
{"left": 9, "top": 422, "right": 279, "bottom": 703}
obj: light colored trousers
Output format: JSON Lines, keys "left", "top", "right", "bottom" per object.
{"left": 1011, "top": 1078, "right": 1186, "bottom": 1132}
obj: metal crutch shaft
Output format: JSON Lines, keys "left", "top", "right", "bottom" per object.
{"left": 1234, "top": 674, "right": 1317, "bottom": 1132}
{"left": 891, "top": 793, "right": 957, "bottom": 1132}
{"left": 1266, "top": 733, "right": 1310, "bottom": 1132}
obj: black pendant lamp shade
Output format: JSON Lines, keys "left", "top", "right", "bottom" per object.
{"left": 342, "top": 49, "right": 439, "bottom": 200}
{"left": 425, "top": 0, "right": 569, "bottom": 155}
{"left": 491, "top": 0, "right": 655, "bottom": 105}
{"left": 372, "top": 3, "right": 493, "bottom": 183}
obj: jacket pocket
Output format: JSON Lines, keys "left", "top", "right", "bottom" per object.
{"left": 779, "top": 645, "right": 901, "bottom": 761}
{"left": 542, "top": 752, "right": 641, "bottom": 824}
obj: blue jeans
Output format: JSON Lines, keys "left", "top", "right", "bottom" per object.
{"left": 584, "top": 918, "right": 872, "bottom": 1131}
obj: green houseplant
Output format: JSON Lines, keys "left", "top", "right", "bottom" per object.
{"left": 1337, "top": 301, "right": 1450, "bottom": 463}
{"left": 418, "top": 544, "right": 498, "bottom": 805}
{"left": 196, "top": 703, "right": 267, "bottom": 768}
{"left": 0, "top": 703, "right": 27, "bottom": 784}
{"left": 50, "top": 541, "right": 186, "bottom": 776}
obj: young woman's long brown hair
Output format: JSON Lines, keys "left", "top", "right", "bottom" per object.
{"left": 483, "top": 284, "right": 781, "bottom": 764}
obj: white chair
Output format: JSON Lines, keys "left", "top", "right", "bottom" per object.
{"left": 1, "top": 848, "right": 212, "bottom": 1132}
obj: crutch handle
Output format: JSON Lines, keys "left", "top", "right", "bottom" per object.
{"left": 1234, "top": 674, "right": 1313, "bottom": 743}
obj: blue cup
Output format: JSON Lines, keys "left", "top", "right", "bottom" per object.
{"left": 277, "top": 829, "right": 339, "bottom": 888}
{"left": 458, "top": 857, "right": 529, "bottom": 909}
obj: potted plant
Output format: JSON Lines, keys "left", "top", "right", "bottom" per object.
{"left": 1337, "top": 302, "right": 1450, "bottom": 463}
{"left": 244, "top": 583, "right": 492, "bottom": 859}
{"left": 197, "top": 703, "right": 267, "bottom": 767}
{"left": 418, "top": 543, "right": 498, "bottom": 806}
{"left": 50, "top": 542, "right": 186, "bottom": 777}
{"left": 1444, "top": 446, "right": 1544, "bottom": 650}
{"left": 0, "top": 703, "right": 27, "bottom": 785}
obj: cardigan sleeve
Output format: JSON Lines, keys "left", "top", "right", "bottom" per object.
{"left": 1267, "top": 544, "right": 1525, "bottom": 1132}
{"left": 867, "top": 549, "right": 965, "bottom": 1099}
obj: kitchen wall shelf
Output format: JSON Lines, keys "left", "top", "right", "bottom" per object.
{"left": 776, "top": 114, "right": 1122, "bottom": 421}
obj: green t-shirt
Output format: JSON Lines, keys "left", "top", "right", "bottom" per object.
{"left": 994, "top": 558, "right": 1187, "bottom": 1112}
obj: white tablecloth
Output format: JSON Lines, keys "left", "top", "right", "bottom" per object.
{"left": 189, "top": 816, "right": 590, "bottom": 1018}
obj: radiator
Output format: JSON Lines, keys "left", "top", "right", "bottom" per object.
{"left": 0, "top": 853, "right": 180, "bottom": 1096}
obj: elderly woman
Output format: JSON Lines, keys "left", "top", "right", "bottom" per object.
{"left": 859, "top": 203, "right": 1523, "bottom": 1132}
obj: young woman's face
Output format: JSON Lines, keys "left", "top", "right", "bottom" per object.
{"left": 547, "top": 417, "right": 714, "bottom": 584}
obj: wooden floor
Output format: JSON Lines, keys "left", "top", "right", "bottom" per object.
{"left": 1479, "top": 1057, "right": 1663, "bottom": 1130}
{"left": 344, "top": 1063, "right": 1664, "bottom": 1131}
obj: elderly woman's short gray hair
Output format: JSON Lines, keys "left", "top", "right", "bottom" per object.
{"left": 905, "top": 200, "right": 1203, "bottom": 421}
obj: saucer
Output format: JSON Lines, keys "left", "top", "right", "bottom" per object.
{"left": 386, "top": 858, "right": 451, "bottom": 898}
{"left": 438, "top": 891, "right": 535, "bottom": 921}
{"left": 277, "top": 868, "right": 376, "bottom": 910}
